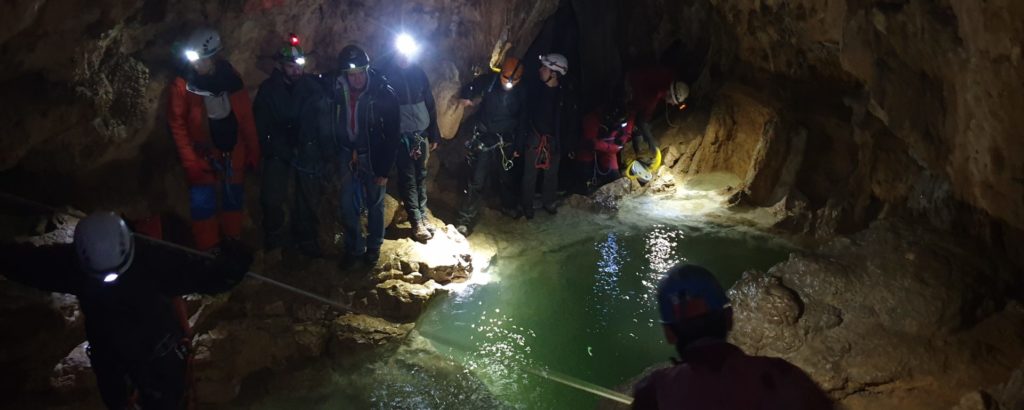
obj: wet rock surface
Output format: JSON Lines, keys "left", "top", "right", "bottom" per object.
{"left": 729, "top": 220, "right": 1024, "bottom": 408}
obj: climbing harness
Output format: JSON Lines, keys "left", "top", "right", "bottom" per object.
{"left": 497, "top": 141, "right": 514, "bottom": 171}
{"left": 401, "top": 132, "right": 426, "bottom": 161}
{"left": 533, "top": 133, "right": 551, "bottom": 170}
{"left": 467, "top": 128, "right": 514, "bottom": 171}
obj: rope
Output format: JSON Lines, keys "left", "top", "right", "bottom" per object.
{"left": 418, "top": 329, "right": 634, "bottom": 406}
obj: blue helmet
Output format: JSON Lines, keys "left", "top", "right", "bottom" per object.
{"left": 657, "top": 264, "right": 730, "bottom": 325}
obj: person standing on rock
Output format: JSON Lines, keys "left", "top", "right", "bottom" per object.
{"left": 0, "top": 212, "right": 253, "bottom": 409}
{"left": 300, "top": 45, "right": 399, "bottom": 269}
{"left": 521, "top": 53, "right": 571, "bottom": 218}
{"left": 168, "top": 27, "right": 260, "bottom": 252}
{"left": 380, "top": 33, "right": 442, "bottom": 243}
{"left": 453, "top": 57, "right": 528, "bottom": 236}
{"left": 631, "top": 263, "right": 833, "bottom": 410}
{"left": 253, "top": 34, "right": 325, "bottom": 257}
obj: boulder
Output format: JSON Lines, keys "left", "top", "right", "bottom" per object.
{"left": 328, "top": 313, "right": 414, "bottom": 356}
{"left": 728, "top": 220, "right": 1024, "bottom": 402}
{"left": 375, "top": 279, "right": 445, "bottom": 321}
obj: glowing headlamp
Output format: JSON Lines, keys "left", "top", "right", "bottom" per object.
{"left": 295, "top": 57, "right": 306, "bottom": 66}
{"left": 503, "top": 81, "right": 514, "bottom": 90}
{"left": 102, "top": 273, "right": 119, "bottom": 283}
{"left": 620, "top": 121, "right": 628, "bottom": 128}
{"left": 184, "top": 50, "right": 200, "bottom": 62}
{"left": 395, "top": 33, "right": 420, "bottom": 59}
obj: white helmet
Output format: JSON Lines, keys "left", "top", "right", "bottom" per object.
{"left": 539, "top": 53, "right": 569, "bottom": 75}
{"left": 666, "top": 81, "right": 690, "bottom": 106}
{"left": 73, "top": 212, "right": 135, "bottom": 282}
{"left": 184, "top": 28, "right": 222, "bottom": 61}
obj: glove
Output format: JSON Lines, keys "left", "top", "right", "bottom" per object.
{"left": 215, "top": 238, "right": 253, "bottom": 284}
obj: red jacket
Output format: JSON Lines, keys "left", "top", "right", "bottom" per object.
{"left": 167, "top": 77, "right": 259, "bottom": 185}
{"left": 578, "top": 111, "right": 630, "bottom": 172}
{"left": 626, "top": 66, "right": 673, "bottom": 122}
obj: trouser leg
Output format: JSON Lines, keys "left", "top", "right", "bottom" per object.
{"left": 363, "top": 172, "right": 386, "bottom": 254}
{"left": 456, "top": 149, "right": 490, "bottom": 227}
{"left": 131, "top": 352, "right": 187, "bottom": 410}
{"left": 260, "top": 157, "right": 291, "bottom": 248}
{"left": 396, "top": 136, "right": 428, "bottom": 224}
{"left": 339, "top": 172, "right": 365, "bottom": 256}
{"left": 541, "top": 142, "right": 561, "bottom": 208}
{"left": 293, "top": 172, "right": 321, "bottom": 251}
{"left": 188, "top": 184, "right": 220, "bottom": 251}
{"left": 521, "top": 136, "right": 541, "bottom": 213}
{"left": 91, "top": 355, "right": 132, "bottom": 410}
{"left": 219, "top": 183, "right": 245, "bottom": 240}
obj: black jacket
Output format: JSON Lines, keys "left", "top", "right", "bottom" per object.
{"left": 381, "top": 63, "right": 441, "bottom": 143}
{"left": 527, "top": 79, "right": 580, "bottom": 153}
{"left": 0, "top": 241, "right": 247, "bottom": 361}
{"left": 302, "top": 69, "right": 400, "bottom": 178}
{"left": 459, "top": 72, "right": 527, "bottom": 138}
{"left": 253, "top": 70, "right": 323, "bottom": 162}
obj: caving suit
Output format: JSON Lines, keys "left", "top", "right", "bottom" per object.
{"left": 168, "top": 60, "right": 260, "bottom": 251}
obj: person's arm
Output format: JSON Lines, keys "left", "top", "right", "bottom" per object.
{"left": 167, "top": 79, "right": 210, "bottom": 183}
{"left": 252, "top": 82, "right": 274, "bottom": 153}
{"left": 420, "top": 68, "right": 442, "bottom": 144}
{"left": 143, "top": 238, "right": 252, "bottom": 296}
{"left": 373, "top": 90, "right": 401, "bottom": 179}
{"left": 459, "top": 73, "right": 493, "bottom": 100}
{"left": 232, "top": 87, "right": 262, "bottom": 170}
{"left": 593, "top": 136, "right": 621, "bottom": 154}
{"left": 0, "top": 242, "right": 84, "bottom": 294}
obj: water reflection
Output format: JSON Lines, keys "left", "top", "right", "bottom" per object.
{"left": 589, "top": 233, "right": 626, "bottom": 332}
{"left": 639, "top": 226, "right": 685, "bottom": 327}
{"left": 463, "top": 311, "right": 540, "bottom": 407}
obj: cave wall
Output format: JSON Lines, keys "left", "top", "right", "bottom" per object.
{"left": 635, "top": 0, "right": 1024, "bottom": 254}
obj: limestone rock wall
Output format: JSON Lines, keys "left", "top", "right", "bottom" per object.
{"left": 641, "top": 0, "right": 1024, "bottom": 248}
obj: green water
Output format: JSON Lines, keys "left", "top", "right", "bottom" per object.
{"left": 416, "top": 205, "right": 792, "bottom": 409}
{"left": 238, "top": 195, "right": 793, "bottom": 409}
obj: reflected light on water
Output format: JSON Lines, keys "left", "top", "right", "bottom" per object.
{"left": 463, "top": 311, "right": 540, "bottom": 403}
{"left": 641, "top": 226, "right": 685, "bottom": 308}
{"left": 589, "top": 233, "right": 625, "bottom": 332}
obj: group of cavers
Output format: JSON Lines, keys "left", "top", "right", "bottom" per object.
{"left": 0, "top": 27, "right": 836, "bottom": 410}
{"left": 169, "top": 27, "right": 692, "bottom": 267}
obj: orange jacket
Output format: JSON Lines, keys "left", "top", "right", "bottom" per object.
{"left": 167, "top": 77, "right": 260, "bottom": 185}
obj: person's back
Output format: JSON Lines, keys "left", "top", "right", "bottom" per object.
{"left": 632, "top": 264, "right": 832, "bottom": 410}
{"left": 0, "top": 212, "right": 252, "bottom": 409}
{"left": 633, "top": 340, "right": 833, "bottom": 409}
